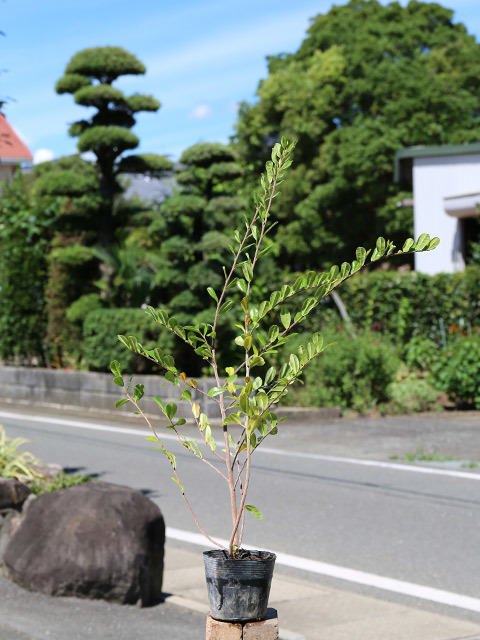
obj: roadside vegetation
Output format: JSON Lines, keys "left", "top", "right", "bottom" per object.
{"left": 1, "top": 1, "right": 479, "bottom": 414}
{"left": 0, "top": 425, "right": 92, "bottom": 491}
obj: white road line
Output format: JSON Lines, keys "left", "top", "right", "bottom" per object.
{"left": 167, "top": 527, "right": 480, "bottom": 614}
{"left": 0, "top": 409, "right": 478, "bottom": 481}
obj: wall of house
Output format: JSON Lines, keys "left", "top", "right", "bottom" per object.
{"left": 413, "top": 153, "right": 480, "bottom": 274}
{"left": 0, "top": 164, "right": 16, "bottom": 183}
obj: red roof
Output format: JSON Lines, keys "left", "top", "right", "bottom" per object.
{"left": 0, "top": 114, "right": 32, "bottom": 161}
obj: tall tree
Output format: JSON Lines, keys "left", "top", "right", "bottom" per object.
{"left": 32, "top": 46, "right": 172, "bottom": 365}
{"left": 234, "top": 0, "right": 480, "bottom": 268}
{"left": 148, "top": 142, "right": 246, "bottom": 371}
{"left": 55, "top": 46, "right": 172, "bottom": 249}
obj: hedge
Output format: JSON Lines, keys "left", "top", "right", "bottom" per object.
{"left": 316, "top": 266, "right": 480, "bottom": 346}
{"left": 83, "top": 308, "right": 175, "bottom": 372}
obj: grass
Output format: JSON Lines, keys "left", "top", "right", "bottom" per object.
{"left": 390, "top": 448, "right": 478, "bottom": 468}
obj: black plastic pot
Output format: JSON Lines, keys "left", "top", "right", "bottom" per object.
{"left": 203, "top": 549, "right": 276, "bottom": 622}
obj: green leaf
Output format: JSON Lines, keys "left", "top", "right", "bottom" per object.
{"left": 356, "top": 247, "right": 366, "bottom": 265}
{"left": 110, "top": 360, "right": 121, "bottom": 377}
{"left": 219, "top": 300, "right": 234, "bottom": 314}
{"left": 205, "top": 425, "right": 216, "bottom": 451}
{"left": 249, "top": 356, "right": 265, "bottom": 369}
{"left": 207, "top": 287, "right": 218, "bottom": 303}
{"left": 176, "top": 418, "right": 186, "bottom": 426}
{"left": 165, "top": 370, "right": 176, "bottom": 384}
{"left": 151, "top": 396, "right": 163, "bottom": 409}
{"left": 164, "top": 402, "right": 177, "bottom": 421}
{"left": 376, "top": 237, "right": 386, "bottom": 254}
{"left": 117, "top": 334, "right": 130, "bottom": 348}
{"left": 245, "top": 505, "right": 263, "bottom": 520}
{"left": 402, "top": 238, "right": 414, "bottom": 252}
{"left": 264, "top": 367, "right": 276, "bottom": 385}
{"left": 268, "top": 325, "right": 279, "bottom": 342}
{"left": 115, "top": 398, "right": 129, "bottom": 408}
{"left": 208, "top": 386, "right": 226, "bottom": 398}
{"left": 280, "top": 309, "right": 291, "bottom": 330}
{"left": 244, "top": 335, "right": 253, "bottom": 351}
{"left": 172, "top": 477, "right": 184, "bottom": 494}
{"left": 428, "top": 237, "right": 440, "bottom": 250}
{"left": 242, "top": 262, "right": 253, "bottom": 282}
{"left": 289, "top": 353, "right": 300, "bottom": 374}
{"left": 199, "top": 413, "right": 208, "bottom": 431}
{"left": 239, "top": 392, "right": 250, "bottom": 413}
{"left": 113, "top": 376, "right": 124, "bottom": 387}
{"left": 414, "top": 233, "right": 430, "bottom": 251}
{"left": 133, "top": 384, "right": 144, "bottom": 403}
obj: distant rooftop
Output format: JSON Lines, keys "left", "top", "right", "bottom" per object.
{"left": 121, "top": 173, "right": 174, "bottom": 203}
{"left": 0, "top": 114, "right": 33, "bottom": 163}
{"left": 395, "top": 142, "right": 480, "bottom": 182}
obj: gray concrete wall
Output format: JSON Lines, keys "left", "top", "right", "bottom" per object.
{"left": 0, "top": 366, "right": 222, "bottom": 419}
{"left": 0, "top": 367, "right": 341, "bottom": 422}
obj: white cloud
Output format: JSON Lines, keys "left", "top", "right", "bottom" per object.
{"left": 33, "top": 148, "right": 54, "bottom": 165}
{"left": 188, "top": 104, "right": 212, "bottom": 120}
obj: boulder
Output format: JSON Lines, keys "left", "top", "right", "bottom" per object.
{"left": 0, "top": 478, "right": 32, "bottom": 509}
{"left": 2, "top": 481, "right": 164, "bottom": 605}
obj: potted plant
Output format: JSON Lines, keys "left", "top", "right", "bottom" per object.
{"left": 111, "top": 138, "right": 439, "bottom": 622}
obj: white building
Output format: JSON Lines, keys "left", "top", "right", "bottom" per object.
{"left": 395, "top": 143, "right": 480, "bottom": 275}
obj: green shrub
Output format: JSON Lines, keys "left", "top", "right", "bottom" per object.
{"left": 303, "top": 267, "right": 480, "bottom": 348}
{"left": 30, "top": 471, "right": 92, "bottom": 495}
{"left": 83, "top": 308, "right": 175, "bottom": 372}
{"left": 293, "top": 333, "right": 400, "bottom": 413}
{"left": 431, "top": 337, "right": 480, "bottom": 409}
{"left": 387, "top": 375, "right": 441, "bottom": 414}
{"left": 65, "top": 293, "right": 104, "bottom": 324}
{"left": 0, "top": 425, "right": 41, "bottom": 481}
{"left": 404, "top": 336, "right": 440, "bottom": 372}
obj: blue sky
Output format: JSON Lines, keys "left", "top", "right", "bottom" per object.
{"left": 2, "top": 0, "right": 480, "bottom": 164}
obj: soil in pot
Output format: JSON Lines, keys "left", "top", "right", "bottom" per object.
{"left": 203, "top": 549, "right": 276, "bottom": 622}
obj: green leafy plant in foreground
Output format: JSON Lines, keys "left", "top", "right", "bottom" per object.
{"left": 111, "top": 138, "right": 439, "bottom": 557}
{"left": 0, "top": 425, "right": 43, "bottom": 481}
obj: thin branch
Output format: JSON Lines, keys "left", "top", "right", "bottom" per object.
{"left": 125, "top": 387, "right": 226, "bottom": 551}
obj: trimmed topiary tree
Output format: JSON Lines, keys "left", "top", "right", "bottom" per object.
{"left": 55, "top": 46, "right": 172, "bottom": 249}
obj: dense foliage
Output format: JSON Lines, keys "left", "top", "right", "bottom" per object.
{"left": 0, "top": 174, "right": 54, "bottom": 365}
{"left": 234, "top": 0, "right": 480, "bottom": 268}
{"left": 55, "top": 46, "right": 171, "bottom": 249}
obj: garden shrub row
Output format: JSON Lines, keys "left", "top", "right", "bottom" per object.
{"left": 329, "top": 266, "right": 480, "bottom": 346}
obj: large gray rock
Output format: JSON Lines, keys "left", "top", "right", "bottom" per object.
{"left": 1, "top": 482, "right": 164, "bottom": 605}
{"left": 0, "top": 478, "right": 32, "bottom": 509}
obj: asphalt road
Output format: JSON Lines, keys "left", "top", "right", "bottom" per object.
{"left": 1, "top": 405, "right": 479, "bottom": 622}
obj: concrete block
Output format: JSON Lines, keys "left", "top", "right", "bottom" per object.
{"left": 205, "top": 610, "right": 278, "bottom": 640}
{"left": 243, "top": 609, "right": 278, "bottom": 640}
{"left": 206, "top": 613, "right": 242, "bottom": 640}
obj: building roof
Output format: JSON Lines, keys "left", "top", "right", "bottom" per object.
{"left": 0, "top": 114, "right": 33, "bottom": 163}
{"left": 121, "top": 173, "right": 174, "bottom": 203}
{"left": 394, "top": 142, "right": 480, "bottom": 183}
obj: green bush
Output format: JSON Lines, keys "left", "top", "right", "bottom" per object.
{"left": 292, "top": 333, "right": 400, "bottom": 413}
{"left": 431, "top": 337, "right": 480, "bottom": 409}
{"left": 304, "top": 267, "right": 480, "bottom": 348}
{"left": 387, "top": 374, "right": 441, "bottom": 414}
{"left": 83, "top": 308, "right": 175, "bottom": 372}
{"left": 404, "top": 336, "right": 440, "bottom": 372}
{"left": 0, "top": 425, "right": 41, "bottom": 481}
{"left": 30, "top": 471, "right": 92, "bottom": 495}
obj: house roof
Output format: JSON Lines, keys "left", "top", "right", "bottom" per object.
{"left": 394, "top": 142, "right": 480, "bottom": 183}
{"left": 0, "top": 114, "right": 33, "bottom": 163}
